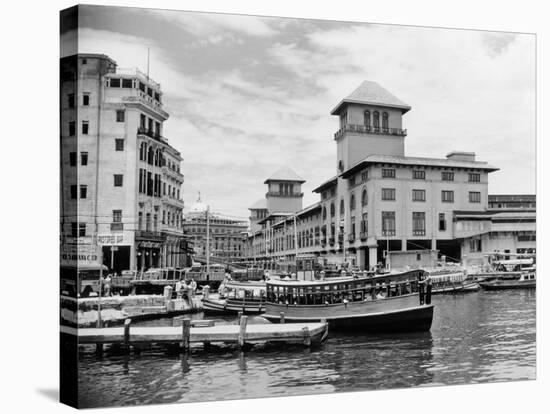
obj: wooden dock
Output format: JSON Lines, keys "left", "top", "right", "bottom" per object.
{"left": 60, "top": 316, "right": 328, "bottom": 352}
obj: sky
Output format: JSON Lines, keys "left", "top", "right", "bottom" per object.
{"left": 61, "top": 5, "right": 536, "bottom": 220}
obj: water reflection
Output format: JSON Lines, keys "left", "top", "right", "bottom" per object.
{"left": 77, "top": 289, "right": 535, "bottom": 408}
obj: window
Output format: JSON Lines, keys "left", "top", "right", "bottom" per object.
{"left": 81, "top": 121, "right": 89, "bottom": 135}
{"left": 361, "top": 188, "right": 368, "bottom": 206}
{"left": 442, "top": 190, "right": 454, "bottom": 203}
{"left": 114, "top": 174, "right": 123, "bottom": 187}
{"left": 71, "top": 222, "right": 78, "bottom": 237}
{"left": 382, "top": 168, "right": 395, "bottom": 178}
{"left": 122, "top": 78, "right": 133, "bottom": 88}
{"left": 339, "top": 111, "right": 347, "bottom": 128}
{"left": 413, "top": 170, "right": 425, "bottom": 180}
{"left": 469, "top": 239, "right": 482, "bottom": 252}
{"left": 80, "top": 185, "right": 87, "bottom": 199}
{"left": 468, "top": 173, "right": 481, "bottom": 182}
{"left": 350, "top": 193, "right": 356, "bottom": 210}
{"left": 70, "top": 185, "right": 77, "bottom": 199}
{"left": 110, "top": 78, "right": 120, "bottom": 87}
{"left": 69, "top": 121, "right": 75, "bottom": 136}
{"left": 116, "top": 110, "right": 125, "bottom": 122}
{"left": 382, "top": 112, "right": 389, "bottom": 130}
{"left": 322, "top": 206, "right": 327, "bottom": 220}
{"left": 80, "top": 152, "right": 88, "bottom": 166}
{"left": 113, "top": 210, "right": 122, "bottom": 222}
{"left": 382, "top": 211, "right": 396, "bottom": 236}
{"left": 412, "top": 212, "right": 426, "bottom": 236}
{"left": 361, "top": 170, "right": 368, "bottom": 181}
{"left": 364, "top": 110, "right": 370, "bottom": 128}
{"left": 115, "top": 139, "right": 124, "bottom": 151}
{"left": 339, "top": 199, "right": 345, "bottom": 216}
{"left": 78, "top": 223, "right": 86, "bottom": 237}
{"left": 469, "top": 191, "right": 481, "bottom": 203}
{"left": 442, "top": 171, "right": 454, "bottom": 181}
{"left": 439, "top": 213, "right": 446, "bottom": 231}
{"left": 82, "top": 58, "right": 87, "bottom": 65}
{"left": 139, "top": 82, "right": 145, "bottom": 92}
{"left": 382, "top": 188, "right": 396, "bottom": 201}
{"left": 69, "top": 152, "right": 76, "bottom": 166}
{"left": 361, "top": 212, "right": 368, "bottom": 235}
{"left": 140, "top": 114, "right": 146, "bottom": 129}
{"left": 68, "top": 93, "right": 75, "bottom": 108}
{"left": 412, "top": 189, "right": 426, "bottom": 202}
{"left": 330, "top": 203, "right": 335, "bottom": 217}
{"left": 139, "top": 142, "right": 147, "bottom": 161}
{"left": 138, "top": 212, "right": 143, "bottom": 230}
{"left": 83, "top": 93, "right": 90, "bottom": 106}
{"left": 373, "top": 111, "right": 380, "bottom": 130}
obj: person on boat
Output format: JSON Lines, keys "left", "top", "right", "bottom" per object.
{"left": 104, "top": 274, "right": 112, "bottom": 297}
{"left": 320, "top": 270, "right": 326, "bottom": 281}
{"left": 175, "top": 278, "right": 183, "bottom": 299}
{"left": 189, "top": 278, "right": 197, "bottom": 297}
{"left": 376, "top": 284, "right": 387, "bottom": 299}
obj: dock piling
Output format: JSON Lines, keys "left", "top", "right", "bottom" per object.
{"left": 181, "top": 318, "right": 191, "bottom": 352}
{"left": 302, "top": 326, "right": 311, "bottom": 346}
{"left": 280, "top": 312, "right": 285, "bottom": 324}
{"left": 238, "top": 315, "right": 248, "bottom": 349}
{"left": 237, "top": 311, "right": 243, "bottom": 323}
{"left": 123, "top": 318, "right": 131, "bottom": 353}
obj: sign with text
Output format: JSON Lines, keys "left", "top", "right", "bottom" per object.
{"left": 97, "top": 234, "right": 125, "bottom": 246}
{"left": 60, "top": 244, "right": 100, "bottom": 266}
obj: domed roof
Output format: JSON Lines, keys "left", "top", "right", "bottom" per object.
{"left": 188, "top": 193, "right": 208, "bottom": 214}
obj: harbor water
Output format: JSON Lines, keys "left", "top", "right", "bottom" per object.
{"left": 77, "top": 289, "right": 536, "bottom": 408}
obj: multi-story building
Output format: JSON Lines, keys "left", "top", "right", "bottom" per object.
{"left": 244, "top": 81, "right": 535, "bottom": 269}
{"left": 183, "top": 196, "right": 248, "bottom": 265}
{"left": 60, "top": 53, "right": 191, "bottom": 273}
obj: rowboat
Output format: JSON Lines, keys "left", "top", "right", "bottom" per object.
{"left": 202, "top": 280, "right": 266, "bottom": 315}
{"left": 263, "top": 269, "right": 433, "bottom": 333}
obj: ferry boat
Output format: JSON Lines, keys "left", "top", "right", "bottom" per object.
{"left": 202, "top": 279, "right": 267, "bottom": 315}
{"left": 479, "top": 267, "right": 536, "bottom": 290}
{"left": 263, "top": 269, "right": 434, "bottom": 332}
{"left": 426, "top": 266, "right": 479, "bottom": 294}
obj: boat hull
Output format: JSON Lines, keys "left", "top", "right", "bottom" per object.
{"left": 263, "top": 294, "right": 433, "bottom": 332}
{"left": 432, "top": 282, "right": 480, "bottom": 294}
{"left": 202, "top": 298, "right": 265, "bottom": 315}
{"left": 479, "top": 280, "right": 536, "bottom": 290}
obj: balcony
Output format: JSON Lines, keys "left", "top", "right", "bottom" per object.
{"left": 334, "top": 124, "right": 407, "bottom": 140}
{"left": 382, "top": 230, "right": 396, "bottom": 237}
{"left": 135, "top": 230, "right": 165, "bottom": 242}
{"left": 412, "top": 230, "right": 426, "bottom": 236}
{"left": 162, "top": 195, "right": 185, "bottom": 209}
{"left": 137, "top": 127, "right": 169, "bottom": 144}
{"left": 360, "top": 231, "right": 368, "bottom": 241}
{"left": 110, "top": 222, "right": 123, "bottom": 231}
{"left": 162, "top": 165, "right": 184, "bottom": 181}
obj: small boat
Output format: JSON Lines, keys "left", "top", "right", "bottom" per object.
{"left": 479, "top": 269, "right": 536, "bottom": 290}
{"left": 263, "top": 269, "right": 434, "bottom": 333}
{"left": 202, "top": 280, "right": 267, "bottom": 315}
{"left": 426, "top": 267, "right": 480, "bottom": 294}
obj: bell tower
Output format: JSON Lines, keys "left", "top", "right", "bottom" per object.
{"left": 264, "top": 167, "right": 305, "bottom": 214}
{"left": 331, "top": 81, "right": 411, "bottom": 173}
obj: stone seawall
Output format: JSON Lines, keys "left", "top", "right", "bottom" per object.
{"left": 60, "top": 295, "right": 203, "bottom": 328}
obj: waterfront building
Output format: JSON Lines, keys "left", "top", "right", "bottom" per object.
{"left": 183, "top": 196, "right": 248, "bottom": 265}
{"left": 244, "top": 81, "right": 535, "bottom": 269}
{"left": 60, "top": 53, "right": 191, "bottom": 273}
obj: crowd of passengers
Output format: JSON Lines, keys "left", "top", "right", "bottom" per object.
{"left": 268, "top": 280, "right": 421, "bottom": 305}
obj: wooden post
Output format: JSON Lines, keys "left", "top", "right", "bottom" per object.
{"left": 302, "top": 326, "right": 311, "bottom": 346}
{"left": 238, "top": 315, "right": 248, "bottom": 349}
{"left": 280, "top": 312, "right": 285, "bottom": 324}
{"left": 123, "top": 318, "right": 131, "bottom": 353}
{"left": 237, "top": 311, "right": 243, "bottom": 324}
{"left": 181, "top": 318, "right": 191, "bottom": 352}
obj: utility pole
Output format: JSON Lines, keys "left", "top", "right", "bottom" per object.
{"left": 293, "top": 215, "right": 299, "bottom": 263}
{"left": 97, "top": 246, "right": 103, "bottom": 328}
{"left": 206, "top": 205, "right": 210, "bottom": 276}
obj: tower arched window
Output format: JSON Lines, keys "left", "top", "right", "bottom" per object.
{"left": 364, "top": 110, "right": 370, "bottom": 129}
{"left": 373, "top": 111, "right": 380, "bottom": 131}
{"left": 382, "top": 112, "right": 389, "bottom": 131}
{"left": 350, "top": 193, "right": 356, "bottom": 211}
{"left": 340, "top": 199, "right": 345, "bottom": 217}
{"left": 361, "top": 188, "right": 368, "bottom": 206}
{"left": 330, "top": 203, "right": 335, "bottom": 217}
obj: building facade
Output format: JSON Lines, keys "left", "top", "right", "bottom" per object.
{"left": 60, "top": 53, "right": 191, "bottom": 273}
{"left": 244, "top": 81, "right": 535, "bottom": 269}
{"left": 183, "top": 196, "right": 248, "bottom": 265}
